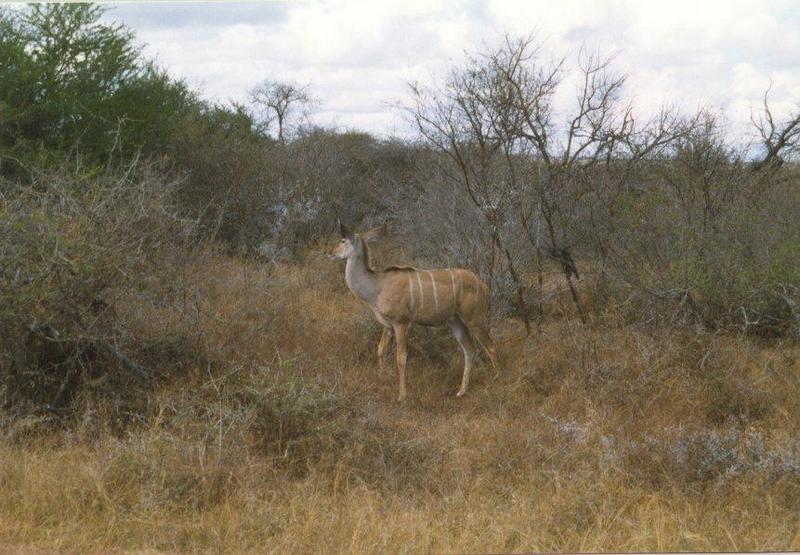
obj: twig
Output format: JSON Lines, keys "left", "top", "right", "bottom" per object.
{"left": 102, "top": 342, "right": 150, "bottom": 381}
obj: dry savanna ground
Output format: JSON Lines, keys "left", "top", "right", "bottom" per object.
{"left": 1, "top": 248, "right": 799, "bottom": 553}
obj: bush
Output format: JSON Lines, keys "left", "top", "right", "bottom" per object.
{"left": 0, "top": 162, "right": 195, "bottom": 420}
{"left": 591, "top": 157, "right": 800, "bottom": 336}
{"left": 622, "top": 427, "right": 800, "bottom": 490}
{"left": 169, "top": 104, "right": 276, "bottom": 252}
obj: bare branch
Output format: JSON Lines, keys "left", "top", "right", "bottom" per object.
{"left": 751, "top": 82, "right": 800, "bottom": 170}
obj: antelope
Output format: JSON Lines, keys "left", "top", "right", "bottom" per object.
{"left": 329, "top": 222, "right": 498, "bottom": 401}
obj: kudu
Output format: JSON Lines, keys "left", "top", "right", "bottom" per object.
{"left": 329, "top": 223, "right": 498, "bottom": 401}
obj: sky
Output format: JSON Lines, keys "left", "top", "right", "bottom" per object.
{"left": 100, "top": 0, "right": 800, "bottom": 139}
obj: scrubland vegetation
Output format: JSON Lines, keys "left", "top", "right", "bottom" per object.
{"left": 1, "top": 4, "right": 798, "bottom": 552}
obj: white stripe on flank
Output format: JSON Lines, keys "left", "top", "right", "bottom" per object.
{"left": 448, "top": 269, "right": 456, "bottom": 301}
{"left": 447, "top": 269, "right": 457, "bottom": 316}
{"left": 415, "top": 272, "right": 425, "bottom": 310}
{"left": 407, "top": 273, "right": 414, "bottom": 312}
{"left": 426, "top": 270, "right": 439, "bottom": 309}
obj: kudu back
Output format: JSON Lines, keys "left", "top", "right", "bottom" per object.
{"left": 329, "top": 223, "right": 498, "bottom": 401}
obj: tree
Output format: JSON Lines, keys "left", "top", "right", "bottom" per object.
{"left": 0, "top": 3, "right": 197, "bottom": 180}
{"left": 248, "top": 80, "right": 315, "bottom": 144}
{"left": 751, "top": 83, "right": 800, "bottom": 171}
{"left": 169, "top": 101, "right": 276, "bottom": 251}
{"left": 407, "top": 35, "right": 692, "bottom": 327}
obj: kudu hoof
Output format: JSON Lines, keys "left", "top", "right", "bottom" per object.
{"left": 456, "top": 388, "right": 467, "bottom": 398}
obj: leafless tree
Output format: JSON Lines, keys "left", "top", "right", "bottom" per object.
{"left": 407, "top": 54, "right": 533, "bottom": 329}
{"left": 249, "top": 80, "right": 315, "bottom": 144}
{"left": 407, "top": 34, "right": 691, "bottom": 328}
{"left": 588, "top": 88, "right": 800, "bottom": 334}
{"left": 751, "top": 83, "right": 800, "bottom": 171}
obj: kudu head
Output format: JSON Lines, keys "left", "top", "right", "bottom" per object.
{"left": 329, "top": 221, "right": 385, "bottom": 260}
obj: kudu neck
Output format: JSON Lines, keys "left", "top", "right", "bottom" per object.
{"left": 345, "top": 240, "right": 381, "bottom": 304}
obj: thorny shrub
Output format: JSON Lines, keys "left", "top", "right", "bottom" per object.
{"left": 0, "top": 162, "right": 197, "bottom": 423}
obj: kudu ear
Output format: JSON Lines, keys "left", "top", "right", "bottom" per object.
{"left": 338, "top": 219, "right": 352, "bottom": 239}
{"left": 360, "top": 225, "right": 386, "bottom": 243}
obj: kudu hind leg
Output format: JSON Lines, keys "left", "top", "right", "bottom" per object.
{"left": 471, "top": 323, "right": 499, "bottom": 374}
{"left": 448, "top": 318, "right": 475, "bottom": 398}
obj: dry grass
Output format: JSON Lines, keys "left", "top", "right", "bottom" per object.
{"left": 1, "top": 249, "right": 799, "bottom": 553}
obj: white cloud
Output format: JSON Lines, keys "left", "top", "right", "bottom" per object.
{"left": 105, "top": 0, "right": 800, "bottom": 138}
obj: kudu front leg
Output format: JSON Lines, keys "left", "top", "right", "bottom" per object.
{"left": 393, "top": 324, "right": 408, "bottom": 402}
{"left": 377, "top": 326, "right": 393, "bottom": 369}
